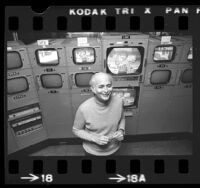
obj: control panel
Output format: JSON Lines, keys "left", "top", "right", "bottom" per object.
{"left": 8, "top": 103, "right": 44, "bottom": 137}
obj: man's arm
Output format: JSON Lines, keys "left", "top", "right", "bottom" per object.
{"left": 72, "top": 107, "right": 109, "bottom": 145}
{"left": 72, "top": 107, "right": 94, "bottom": 142}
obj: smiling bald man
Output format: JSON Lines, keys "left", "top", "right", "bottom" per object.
{"left": 72, "top": 72, "right": 125, "bottom": 156}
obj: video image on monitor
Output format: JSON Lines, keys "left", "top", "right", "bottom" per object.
{"left": 181, "top": 69, "right": 192, "bottom": 84}
{"left": 153, "top": 46, "right": 176, "bottom": 62}
{"left": 36, "top": 49, "right": 59, "bottom": 66}
{"left": 7, "top": 77, "right": 29, "bottom": 95}
{"left": 41, "top": 74, "right": 63, "bottom": 89}
{"left": 106, "top": 47, "right": 143, "bottom": 75}
{"left": 73, "top": 47, "right": 95, "bottom": 64}
{"left": 112, "top": 88, "right": 136, "bottom": 107}
{"left": 7, "top": 52, "right": 22, "bottom": 70}
{"left": 75, "top": 72, "right": 94, "bottom": 87}
{"left": 150, "top": 70, "right": 171, "bottom": 85}
{"left": 187, "top": 47, "right": 193, "bottom": 61}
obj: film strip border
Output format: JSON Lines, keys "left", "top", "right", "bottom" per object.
{"left": 4, "top": 5, "right": 200, "bottom": 184}
{"left": 5, "top": 6, "right": 200, "bottom": 32}
{"left": 5, "top": 157, "right": 199, "bottom": 184}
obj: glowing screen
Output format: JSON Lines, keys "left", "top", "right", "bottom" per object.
{"left": 36, "top": 49, "right": 59, "bottom": 65}
{"left": 107, "top": 47, "right": 142, "bottom": 75}
{"left": 187, "top": 47, "right": 193, "bottom": 60}
{"left": 112, "top": 88, "right": 136, "bottom": 107}
{"left": 150, "top": 70, "right": 171, "bottom": 85}
{"left": 153, "top": 46, "right": 175, "bottom": 61}
{"left": 41, "top": 74, "right": 63, "bottom": 88}
{"left": 75, "top": 73, "right": 94, "bottom": 87}
{"left": 7, "top": 52, "right": 22, "bottom": 70}
{"left": 73, "top": 48, "right": 95, "bottom": 64}
{"left": 181, "top": 69, "right": 192, "bottom": 83}
{"left": 7, "top": 77, "right": 29, "bottom": 95}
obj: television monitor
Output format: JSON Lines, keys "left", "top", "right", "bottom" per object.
{"left": 73, "top": 47, "right": 95, "bottom": 64}
{"left": 150, "top": 70, "right": 171, "bottom": 85}
{"left": 187, "top": 47, "right": 193, "bottom": 61}
{"left": 41, "top": 74, "right": 63, "bottom": 89}
{"left": 181, "top": 69, "right": 192, "bottom": 84}
{"left": 106, "top": 47, "right": 143, "bottom": 75}
{"left": 75, "top": 72, "right": 94, "bottom": 87}
{"left": 7, "top": 52, "right": 22, "bottom": 70}
{"left": 153, "top": 45, "right": 176, "bottom": 62}
{"left": 36, "top": 49, "right": 59, "bottom": 66}
{"left": 7, "top": 77, "right": 29, "bottom": 95}
{"left": 112, "top": 88, "right": 136, "bottom": 107}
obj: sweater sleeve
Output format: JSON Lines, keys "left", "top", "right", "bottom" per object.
{"left": 118, "top": 100, "right": 126, "bottom": 134}
{"left": 72, "top": 107, "right": 94, "bottom": 142}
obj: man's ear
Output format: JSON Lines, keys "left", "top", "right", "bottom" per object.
{"left": 91, "top": 86, "right": 96, "bottom": 94}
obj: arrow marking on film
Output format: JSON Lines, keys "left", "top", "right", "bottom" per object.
{"left": 109, "top": 174, "right": 126, "bottom": 183}
{"left": 20, "top": 173, "right": 39, "bottom": 182}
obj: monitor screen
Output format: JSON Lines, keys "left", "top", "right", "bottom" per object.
{"left": 187, "top": 47, "right": 193, "bottom": 60}
{"left": 75, "top": 72, "right": 94, "bottom": 87}
{"left": 181, "top": 69, "right": 192, "bottom": 84}
{"left": 73, "top": 47, "right": 95, "bottom": 64}
{"left": 7, "top": 77, "right": 29, "bottom": 95}
{"left": 153, "top": 46, "right": 176, "bottom": 62}
{"left": 150, "top": 70, "right": 171, "bottom": 85}
{"left": 112, "top": 88, "right": 136, "bottom": 107}
{"left": 107, "top": 47, "right": 143, "bottom": 75}
{"left": 36, "top": 49, "right": 59, "bottom": 65}
{"left": 41, "top": 74, "right": 63, "bottom": 89}
{"left": 7, "top": 52, "right": 22, "bottom": 70}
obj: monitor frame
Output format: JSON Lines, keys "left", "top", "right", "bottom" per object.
{"left": 153, "top": 45, "right": 176, "bottom": 63}
{"left": 35, "top": 48, "right": 59, "bottom": 66}
{"left": 7, "top": 76, "right": 29, "bottom": 95}
{"left": 181, "top": 69, "right": 192, "bottom": 84}
{"left": 7, "top": 51, "right": 23, "bottom": 70}
{"left": 72, "top": 47, "right": 96, "bottom": 65}
{"left": 106, "top": 46, "right": 144, "bottom": 76}
{"left": 150, "top": 70, "right": 172, "bottom": 85}
{"left": 40, "top": 73, "right": 63, "bottom": 89}
{"left": 74, "top": 72, "right": 95, "bottom": 88}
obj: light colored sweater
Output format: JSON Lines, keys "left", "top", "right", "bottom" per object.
{"left": 72, "top": 95, "right": 125, "bottom": 156}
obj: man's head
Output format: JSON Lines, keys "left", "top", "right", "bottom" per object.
{"left": 89, "top": 72, "right": 113, "bottom": 103}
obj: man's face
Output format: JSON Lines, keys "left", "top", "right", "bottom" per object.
{"left": 91, "top": 75, "right": 113, "bottom": 103}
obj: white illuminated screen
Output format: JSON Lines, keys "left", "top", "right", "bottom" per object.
{"left": 38, "top": 50, "right": 58, "bottom": 64}
{"left": 112, "top": 88, "right": 135, "bottom": 107}
{"left": 107, "top": 48, "right": 142, "bottom": 75}
{"left": 74, "top": 48, "right": 95, "bottom": 64}
{"left": 187, "top": 47, "right": 193, "bottom": 60}
{"left": 153, "top": 46, "right": 174, "bottom": 61}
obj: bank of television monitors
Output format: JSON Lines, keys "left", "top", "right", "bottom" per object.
{"left": 74, "top": 72, "right": 94, "bottom": 88}
{"left": 35, "top": 49, "right": 59, "bottom": 66}
{"left": 7, "top": 77, "right": 29, "bottom": 95}
{"left": 7, "top": 52, "right": 23, "bottom": 70}
{"left": 150, "top": 70, "right": 171, "bottom": 85}
{"left": 153, "top": 45, "right": 176, "bottom": 62}
{"left": 181, "top": 69, "right": 192, "bottom": 84}
{"left": 73, "top": 47, "right": 95, "bottom": 64}
{"left": 106, "top": 47, "right": 143, "bottom": 75}
{"left": 41, "top": 74, "right": 63, "bottom": 89}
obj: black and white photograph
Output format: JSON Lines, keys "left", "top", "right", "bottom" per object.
{"left": 7, "top": 31, "right": 193, "bottom": 156}
{"left": 5, "top": 5, "right": 200, "bottom": 184}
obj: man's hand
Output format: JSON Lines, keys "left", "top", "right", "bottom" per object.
{"left": 112, "top": 130, "right": 124, "bottom": 141}
{"left": 92, "top": 135, "right": 109, "bottom": 145}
